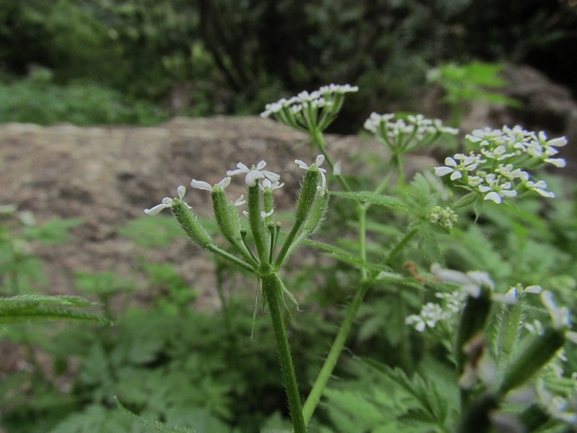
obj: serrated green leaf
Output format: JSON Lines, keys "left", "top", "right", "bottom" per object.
{"left": 302, "top": 239, "right": 391, "bottom": 272}
{"left": 0, "top": 303, "right": 109, "bottom": 324}
{"left": 0, "top": 294, "right": 97, "bottom": 307}
{"left": 417, "top": 223, "right": 443, "bottom": 265}
{"left": 116, "top": 397, "right": 198, "bottom": 433}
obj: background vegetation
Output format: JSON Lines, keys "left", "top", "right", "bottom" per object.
{"left": 1, "top": 0, "right": 576, "bottom": 130}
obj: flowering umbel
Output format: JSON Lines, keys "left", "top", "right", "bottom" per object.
{"left": 261, "top": 84, "right": 358, "bottom": 133}
{"left": 435, "top": 126, "right": 567, "bottom": 204}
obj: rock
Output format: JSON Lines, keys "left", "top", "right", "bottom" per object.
{"left": 0, "top": 116, "right": 433, "bottom": 309}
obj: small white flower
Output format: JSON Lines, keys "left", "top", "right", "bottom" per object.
{"left": 319, "top": 83, "right": 359, "bottom": 94}
{"left": 536, "top": 379, "right": 577, "bottom": 424}
{"left": 260, "top": 178, "right": 284, "bottom": 191}
{"left": 434, "top": 156, "right": 478, "bottom": 180}
{"left": 541, "top": 291, "right": 571, "bottom": 330}
{"left": 478, "top": 175, "right": 517, "bottom": 204}
{"left": 227, "top": 161, "right": 281, "bottom": 187}
{"left": 526, "top": 180, "right": 555, "bottom": 198}
{"left": 431, "top": 264, "right": 495, "bottom": 297}
{"left": 190, "top": 177, "right": 231, "bottom": 192}
{"left": 234, "top": 195, "right": 246, "bottom": 207}
{"left": 242, "top": 209, "right": 274, "bottom": 219}
{"left": 144, "top": 186, "right": 186, "bottom": 215}
{"left": 545, "top": 158, "right": 566, "bottom": 168}
{"left": 295, "top": 155, "right": 327, "bottom": 194}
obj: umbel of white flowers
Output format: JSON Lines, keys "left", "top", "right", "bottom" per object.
{"left": 434, "top": 126, "right": 567, "bottom": 204}
{"left": 143, "top": 157, "right": 329, "bottom": 274}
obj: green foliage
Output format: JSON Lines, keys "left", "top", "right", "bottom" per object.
{"left": 0, "top": 68, "right": 167, "bottom": 126}
{"left": 427, "top": 61, "right": 520, "bottom": 126}
{"left": 3, "top": 0, "right": 574, "bottom": 128}
{"left": 116, "top": 216, "right": 183, "bottom": 248}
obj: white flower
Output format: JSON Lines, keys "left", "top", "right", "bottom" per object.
{"left": 319, "top": 83, "right": 359, "bottom": 94}
{"left": 234, "top": 195, "right": 246, "bottom": 207}
{"left": 190, "top": 177, "right": 231, "bottom": 192}
{"left": 144, "top": 186, "right": 186, "bottom": 215}
{"left": 227, "top": 161, "right": 281, "bottom": 187}
{"left": 242, "top": 209, "right": 274, "bottom": 219}
{"left": 478, "top": 174, "right": 517, "bottom": 204}
{"left": 295, "top": 155, "right": 327, "bottom": 194}
{"left": 459, "top": 334, "right": 497, "bottom": 389}
{"left": 545, "top": 158, "right": 566, "bottom": 168}
{"left": 431, "top": 263, "right": 495, "bottom": 297}
{"left": 536, "top": 379, "right": 577, "bottom": 424}
{"left": 260, "top": 178, "right": 284, "bottom": 191}
{"left": 526, "top": 180, "right": 555, "bottom": 198}
{"left": 434, "top": 155, "right": 479, "bottom": 180}
{"left": 405, "top": 302, "right": 449, "bottom": 332}
{"left": 541, "top": 291, "right": 571, "bottom": 330}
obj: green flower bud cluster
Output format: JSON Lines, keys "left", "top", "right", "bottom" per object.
{"left": 428, "top": 205, "right": 458, "bottom": 229}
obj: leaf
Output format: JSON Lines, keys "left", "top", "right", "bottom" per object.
{"left": 0, "top": 299, "right": 109, "bottom": 324}
{"left": 0, "top": 294, "right": 97, "bottom": 307}
{"left": 23, "top": 217, "right": 84, "bottom": 244}
{"left": 48, "top": 404, "right": 131, "bottom": 433}
{"left": 404, "top": 174, "right": 436, "bottom": 217}
{"left": 117, "top": 215, "right": 182, "bottom": 247}
{"left": 360, "top": 359, "right": 451, "bottom": 429}
{"left": 417, "top": 223, "right": 443, "bottom": 265}
{"left": 330, "top": 191, "right": 410, "bottom": 213}
{"left": 302, "top": 239, "right": 391, "bottom": 272}
{"left": 116, "top": 397, "right": 199, "bottom": 433}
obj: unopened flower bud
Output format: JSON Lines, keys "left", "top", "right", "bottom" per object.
{"left": 498, "top": 326, "right": 566, "bottom": 396}
{"left": 171, "top": 199, "right": 213, "bottom": 249}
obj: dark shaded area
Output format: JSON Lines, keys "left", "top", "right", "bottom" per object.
{"left": 1, "top": 0, "right": 576, "bottom": 131}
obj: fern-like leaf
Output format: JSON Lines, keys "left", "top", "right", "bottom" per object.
{"left": 115, "top": 397, "right": 198, "bottom": 433}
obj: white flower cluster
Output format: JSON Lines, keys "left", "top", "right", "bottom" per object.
{"left": 364, "top": 113, "right": 458, "bottom": 153}
{"left": 428, "top": 205, "right": 458, "bottom": 229}
{"left": 435, "top": 126, "right": 567, "bottom": 204}
{"left": 260, "top": 84, "right": 358, "bottom": 133}
{"left": 405, "top": 290, "right": 465, "bottom": 332}
{"left": 144, "top": 161, "right": 284, "bottom": 216}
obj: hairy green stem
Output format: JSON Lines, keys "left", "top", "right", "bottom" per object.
{"left": 302, "top": 280, "right": 371, "bottom": 425}
{"left": 262, "top": 273, "right": 306, "bottom": 433}
{"left": 358, "top": 206, "right": 368, "bottom": 280}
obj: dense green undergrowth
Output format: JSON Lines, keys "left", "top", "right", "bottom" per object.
{"left": 1, "top": 151, "right": 577, "bottom": 432}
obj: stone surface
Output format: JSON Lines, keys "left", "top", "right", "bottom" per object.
{"left": 0, "top": 116, "right": 433, "bottom": 309}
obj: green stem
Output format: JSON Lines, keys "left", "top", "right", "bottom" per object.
{"left": 262, "top": 273, "right": 306, "bottom": 433}
{"left": 206, "top": 245, "right": 254, "bottom": 273}
{"left": 358, "top": 206, "right": 368, "bottom": 280}
{"left": 383, "top": 228, "right": 419, "bottom": 266}
{"left": 311, "top": 130, "right": 352, "bottom": 193}
{"left": 301, "top": 280, "right": 371, "bottom": 425}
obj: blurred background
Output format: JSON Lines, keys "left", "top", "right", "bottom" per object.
{"left": 1, "top": 0, "right": 576, "bottom": 131}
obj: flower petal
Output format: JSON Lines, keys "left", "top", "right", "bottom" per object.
{"left": 190, "top": 179, "right": 213, "bottom": 191}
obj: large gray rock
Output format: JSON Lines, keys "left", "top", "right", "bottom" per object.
{"left": 0, "top": 117, "right": 433, "bottom": 308}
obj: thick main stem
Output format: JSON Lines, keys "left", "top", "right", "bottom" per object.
{"left": 302, "top": 280, "right": 371, "bottom": 425}
{"left": 262, "top": 273, "right": 306, "bottom": 433}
